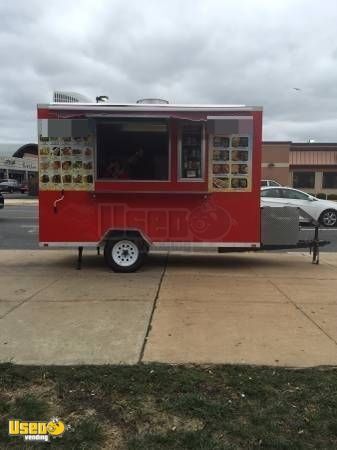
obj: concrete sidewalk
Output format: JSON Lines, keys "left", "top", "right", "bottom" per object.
{"left": 144, "top": 252, "right": 337, "bottom": 367}
{"left": 0, "top": 250, "right": 164, "bottom": 365}
{"left": 0, "top": 249, "right": 337, "bottom": 366}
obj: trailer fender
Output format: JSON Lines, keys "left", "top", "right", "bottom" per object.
{"left": 99, "top": 229, "right": 151, "bottom": 251}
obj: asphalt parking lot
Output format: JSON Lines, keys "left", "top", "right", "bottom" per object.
{"left": 1, "top": 203, "right": 337, "bottom": 251}
{"left": 0, "top": 204, "right": 38, "bottom": 249}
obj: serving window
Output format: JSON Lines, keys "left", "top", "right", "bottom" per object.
{"left": 178, "top": 123, "right": 205, "bottom": 180}
{"left": 97, "top": 119, "right": 169, "bottom": 181}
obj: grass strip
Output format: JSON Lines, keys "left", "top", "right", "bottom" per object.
{"left": 0, "top": 363, "right": 337, "bottom": 449}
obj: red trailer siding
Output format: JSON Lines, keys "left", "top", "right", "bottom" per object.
{"left": 38, "top": 106, "right": 262, "bottom": 247}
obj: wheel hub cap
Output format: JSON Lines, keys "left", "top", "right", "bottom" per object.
{"left": 323, "top": 212, "right": 337, "bottom": 226}
{"left": 112, "top": 240, "right": 138, "bottom": 267}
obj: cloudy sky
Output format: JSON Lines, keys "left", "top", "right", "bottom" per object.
{"left": 1, "top": 0, "right": 337, "bottom": 144}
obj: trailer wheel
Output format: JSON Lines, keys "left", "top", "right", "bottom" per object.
{"left": 104, "top": 238, "right": 145, "bottom": 272}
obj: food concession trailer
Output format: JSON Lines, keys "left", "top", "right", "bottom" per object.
{"left": 37, "top": 100, "right": 325, "bottom": 271}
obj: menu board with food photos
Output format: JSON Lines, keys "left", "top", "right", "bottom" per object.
{"left": 39, "top": 136, "right": 94, "bottom": 191}
{"left": 210, "top": 134, "right": 251, "bottom": 192}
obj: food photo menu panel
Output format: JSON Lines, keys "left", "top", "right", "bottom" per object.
{"left": 210, "top": 135, "right": 252, "bottom": 192}
{"left": 39, "top": 136, "right": 94, "bottom": 191}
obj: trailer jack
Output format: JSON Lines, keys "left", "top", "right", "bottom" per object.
{"left": 310, "top": 224, "right": 320, "bottom": 265}
{"left": 76, "top": 246, "right": 101, "bottom": 269}
{"left": 77, "top": 246, "right": 83, "bottom": 270}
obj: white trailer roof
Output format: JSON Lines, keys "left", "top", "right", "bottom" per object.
{"left": 38, "top": 102, "right": 263, "bottom": 112}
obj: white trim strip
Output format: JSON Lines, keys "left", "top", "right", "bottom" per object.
{"left": 40, "top": 241, "right": 261, "bottom": 249}
{"left": 152, "top": 242, "right": 260, "bottom": 248}
{"left": 39, "top": 242, "right": 98, "bottom": 247}
{"left": 39, "top": 104, "right": 262, "bottom": 112}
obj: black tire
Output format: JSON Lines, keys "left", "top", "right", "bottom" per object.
{"left": 104, "top": 237, "right": 146, "bottom": 272}
{"left": 319, "top": 209, "right": 337, "bottom": 228}
{"left": 8, "top": 187, "right": 14, "bottom": 193}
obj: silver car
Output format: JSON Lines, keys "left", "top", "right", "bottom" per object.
{"left": 0, "top": 179, "right": 20, "bottom": 193}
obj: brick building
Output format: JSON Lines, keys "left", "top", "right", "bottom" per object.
{"left": 262, "top": 142, "right": 337, "bottom": 196}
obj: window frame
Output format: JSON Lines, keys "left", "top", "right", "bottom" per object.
{"left": 322, "top": 172, "right": 337, "bottom": 189}
{"left": 292, "top": 171, "right": 315, "bottom": 189}
{"left": 261, "top": 188, "right": 283, "bottom": 198}
{"left": 95, "top": 118, "right": 171, "bottom": 183}
{"left": 177, "top": 122, "right": 206, "bottom": 182}
{"left": 281, "top": 188, "right": 310, "bottom": 200}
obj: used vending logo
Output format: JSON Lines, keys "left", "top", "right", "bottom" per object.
{"left": 8, "top": 418, "right": 65, "bottom": 442}
{"left": 98, "top": 201, "right": 235, "bottom": 241}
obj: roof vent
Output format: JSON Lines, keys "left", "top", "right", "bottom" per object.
{"left": 53, "top": 91, "right": 91, "bottom": 103}
{"left": 136, "top": 98, "right": 169, "bottom": 104}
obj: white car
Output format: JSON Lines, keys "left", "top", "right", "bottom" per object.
{"left": 261, "top": 186, "right": 337, "bottom": 227}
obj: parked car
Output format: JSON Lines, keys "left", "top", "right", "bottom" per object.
{"left": 19, "top": 182, "right": 28, "bottom": 194}
{"left": 0, "top": 179, "right": 21, "bottom": 193}
{"left": 0, "top": 192, "right": 4, "bottom": 209}
{"left": 261, "top": 179, "right": 282, "bottom": 187}
{"left": 261, "top": 186, "right": 337, "bottom": 227}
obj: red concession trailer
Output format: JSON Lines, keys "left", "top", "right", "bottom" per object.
{"left": 37, "top": 100, "right": 323, "bottom": 271}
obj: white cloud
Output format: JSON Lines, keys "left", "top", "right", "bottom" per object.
{"left": 1, "top": 0, "right": 337, "bottom": 142}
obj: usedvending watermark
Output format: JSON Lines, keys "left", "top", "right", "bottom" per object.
{"left": 97, "top": 200, "right": 236, "bottom": 242}
{"left": 8, "top": 417, "right": 65, "bottom": 442}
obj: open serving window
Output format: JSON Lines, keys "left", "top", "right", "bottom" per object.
{"left": 94, "top": 117, "right": 209, "bottom": 192}
{"left": 96, "top": 118, "right": 170, "bottom": 182}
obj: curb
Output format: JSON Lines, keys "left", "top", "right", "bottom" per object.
{"left": 4, "top": 200, "right": 38, "bottom": 206}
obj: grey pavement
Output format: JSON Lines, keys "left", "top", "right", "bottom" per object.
{"left": 0, "top": 250, "right": 165, "bottom": 365}
{"left": 1, "top": 249, "right": 337, "bottom": 367}
{"left": 0, "top": 205, "right": 38, "bottom": 249}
